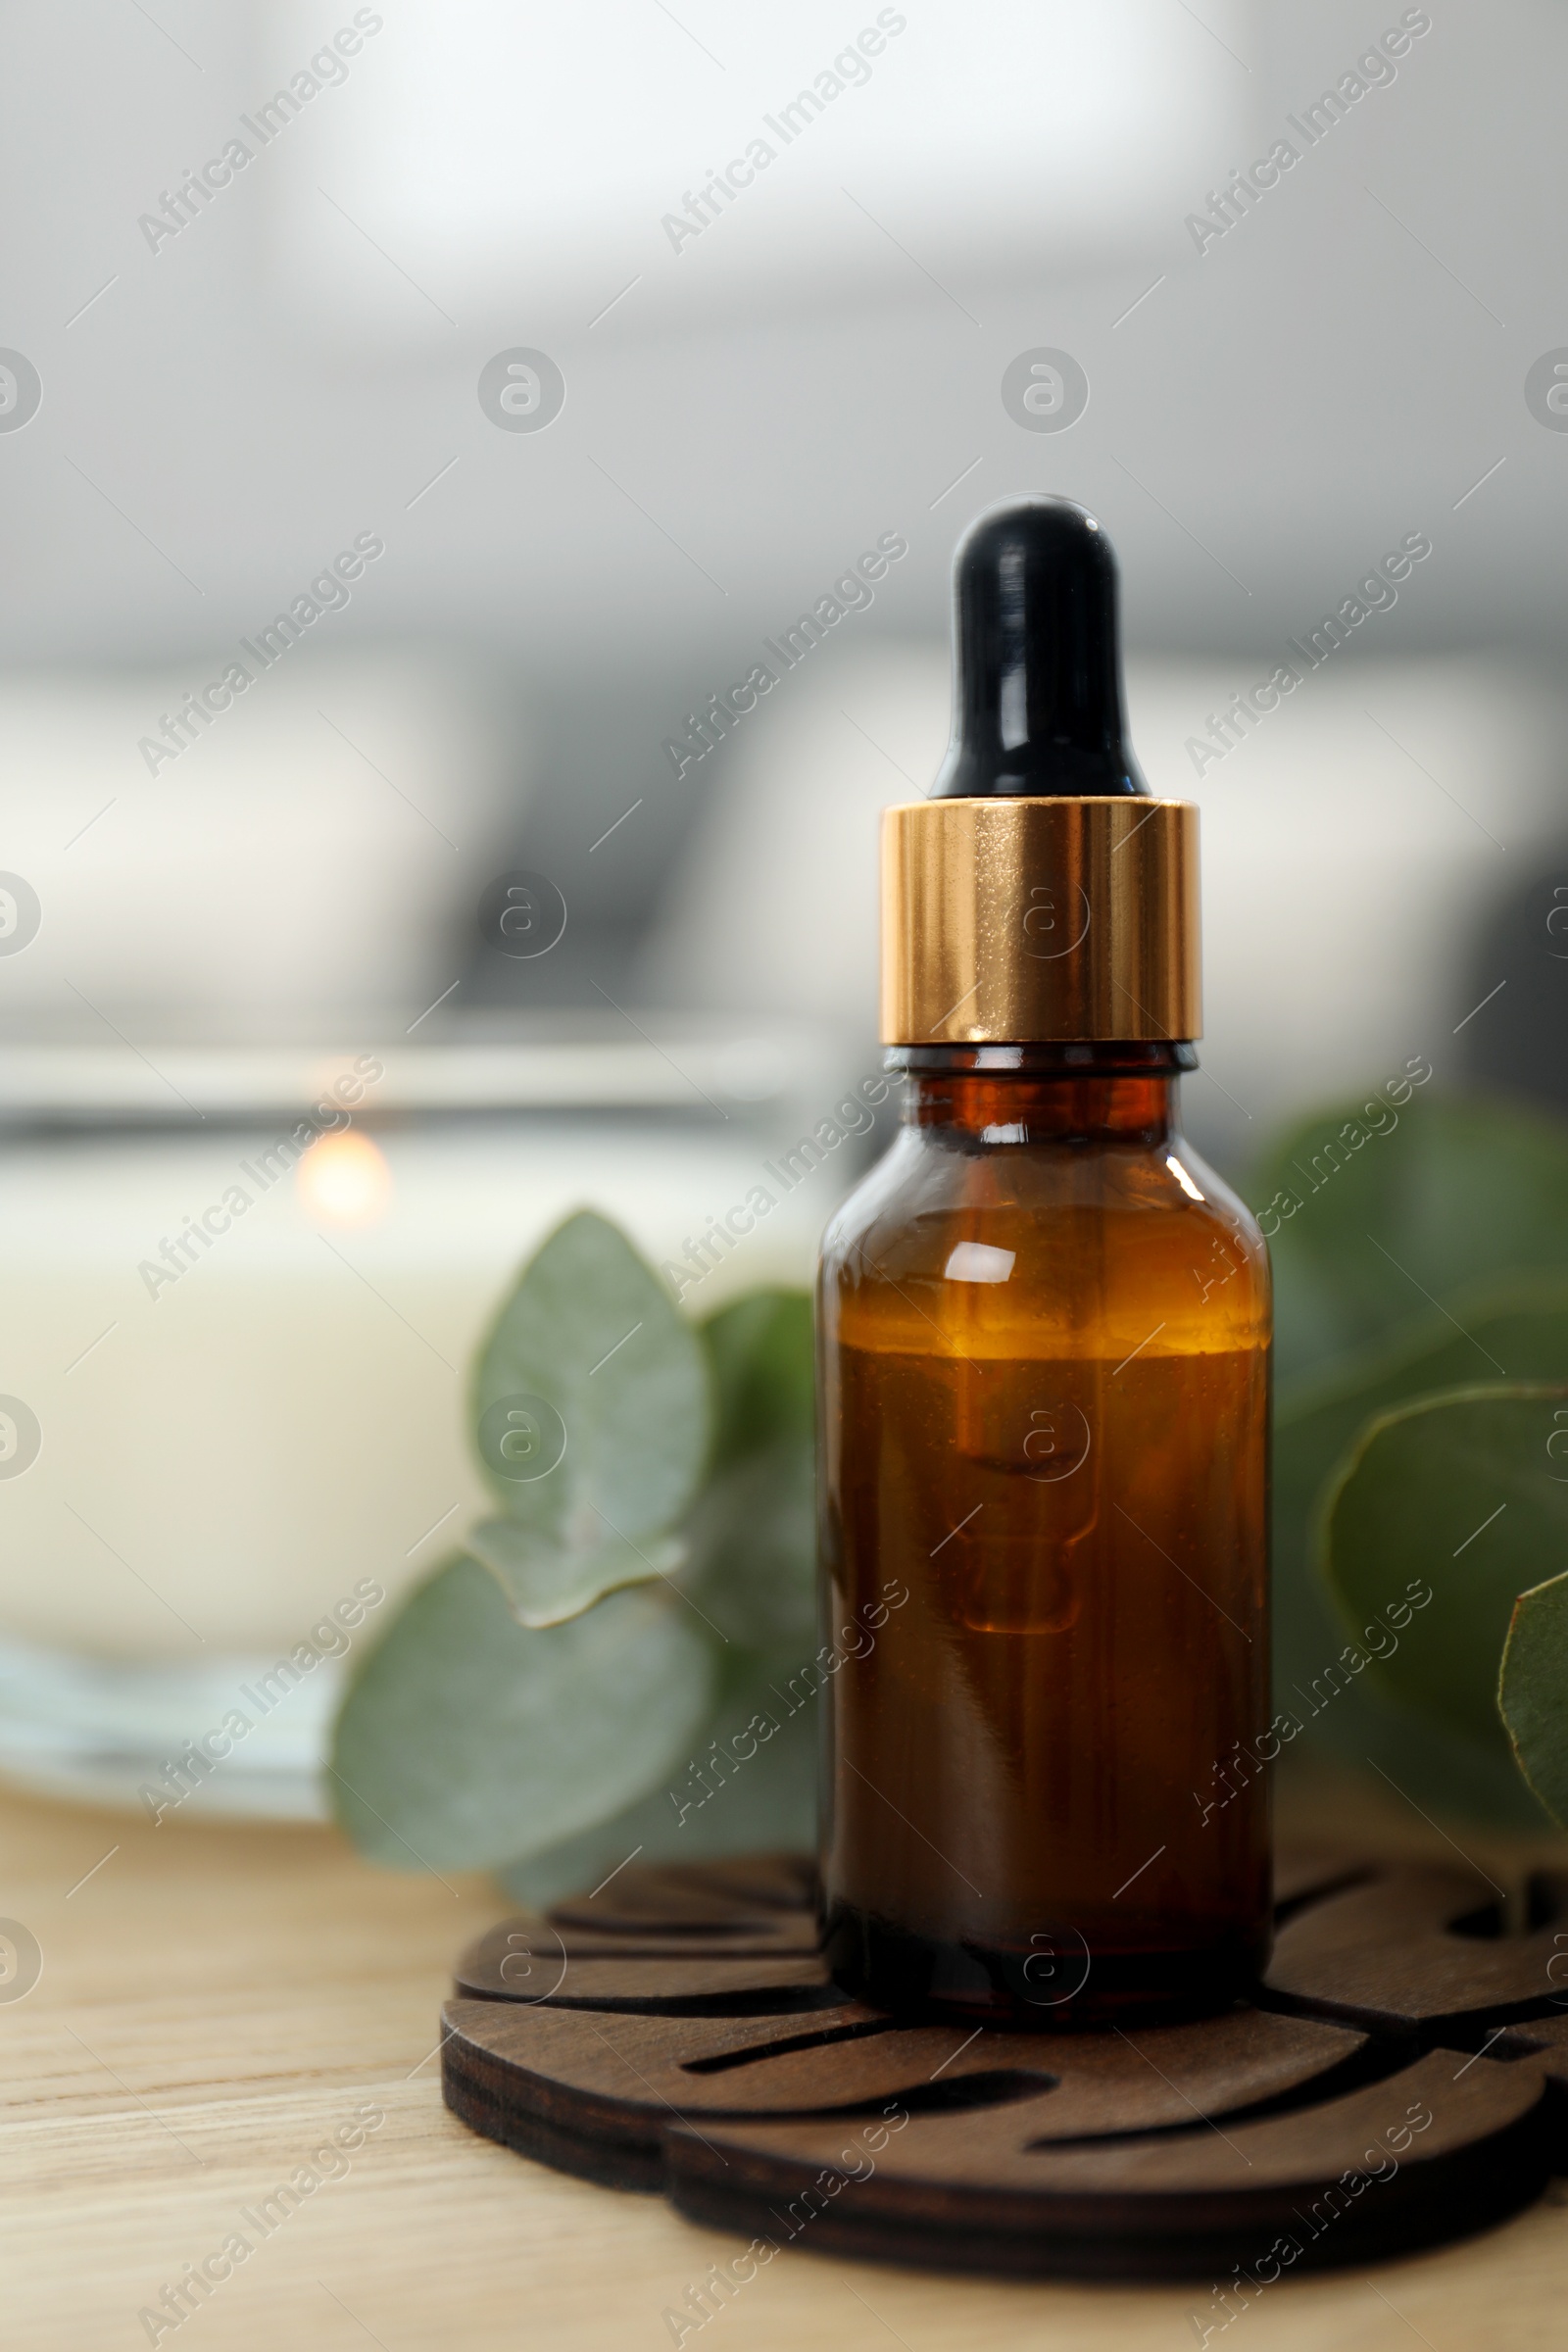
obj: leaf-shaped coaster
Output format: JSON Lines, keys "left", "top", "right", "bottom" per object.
{"left": 330, "top": 1556, "right": 716, "bottom": 1869}
{"left": 440, "top": 1852, "right": 1559, "bottom": 2277}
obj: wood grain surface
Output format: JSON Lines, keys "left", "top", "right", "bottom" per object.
{"left": 4, "top": 1769, "right": 1568, "bottom": 2347}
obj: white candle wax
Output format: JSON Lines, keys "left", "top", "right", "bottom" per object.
{"left": 0, "top": 1117, "right": 828, "bottom": 1658}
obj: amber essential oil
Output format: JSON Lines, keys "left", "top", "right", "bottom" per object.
{"left": 816, "top": 499, "right": 1272, "bottom": 2028}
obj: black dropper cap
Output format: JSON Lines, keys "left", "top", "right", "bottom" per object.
{"left": 932, "top": 496, "right": 1147, "bottom": 800}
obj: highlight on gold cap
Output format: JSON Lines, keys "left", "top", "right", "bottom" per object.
{"left": 879, "top": 794, "right": 1200, "bottom": 1046}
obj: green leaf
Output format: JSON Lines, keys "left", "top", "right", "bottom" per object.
{"left": 329, "top": 1555, "right": 717, "bottom": 1870}
{"left": 1499, "top": 1571, "right": 1568, "bottom": 1825}
{"left": 1274, "top": 1284, "right": 1568, "bottom": 1702}
{"left": 1250, "top": 1094, "right": 1568, "bottom": 1387}
{"left": 498, "top": 1659, "right": 818, "bottom": 1905}
{"left": 471, "top": 1210, "right": 711, "bottom": 1554}
{"left": 699, "top": 1288, "right": 813, "bottom": 1471}
{"left": 1321, "top": 1385, "right": 1568, "bottom": 1759}
{"left": 683, "top": 1440, "right": 816, "bottom": 1654}
{"left": 683, "top": 1291, "right": 815, "bottom": 1655}
{"left": 466, "top": 1518, "right": 686, "bottom": 1629}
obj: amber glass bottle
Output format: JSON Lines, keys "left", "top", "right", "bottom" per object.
{"left": 817, "top": 499, "right": 1272, "bottom": 2027}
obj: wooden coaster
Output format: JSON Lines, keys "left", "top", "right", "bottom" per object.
{"left": 440, "top": 1850, "right": 1565, "bottom": 2279}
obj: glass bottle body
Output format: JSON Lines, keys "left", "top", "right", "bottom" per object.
{"left": 816, "top": 1047, "right": 1272, "bottom": 2027}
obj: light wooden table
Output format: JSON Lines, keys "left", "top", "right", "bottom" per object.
{"left": 1, "top": 1775, "right": 1562, "bottom": 2351}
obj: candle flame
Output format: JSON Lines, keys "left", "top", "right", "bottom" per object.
{"left": 297, "top": 1130, "right": 392, "bottom": 1227}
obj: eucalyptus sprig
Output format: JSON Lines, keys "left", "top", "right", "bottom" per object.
{"left": 1254, "top": 1092, "right": 1568, "bottom": 1828}
{"left": 333, "top": 1093, "right": 1568, "bottom": 1883}
{"left": 330, "top": 1211, "right": 816, "bottom": 1899}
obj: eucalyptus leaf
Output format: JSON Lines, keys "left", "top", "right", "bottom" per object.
{"left": 472, "top": 1209, "right": 710, "bottom": 1546}
{"left": 330, "top": 1554, "right": 717, "bottom": 1870}
{"left": 1499, "top": 1570, "right": 1568, "bottom": 1825}
{"left": 467, "top": 1516, "right": 686, "bottom": 1629}
{"left": 700, "top": 1289, "right": 813, "bottom": 1471}
{"left": 1251, "top": 1095, "right": 1568, "bottom": 1387}
{"left": 683, "top": 1440, "right": 816, "bottom": 1654}
{"left": 1274, "top": 1284, "right": 1568, "bottom": 1718}
{"left": 499, "top": 1661, "right": 818, "bottom": 1905}
{"left": 1321, "top": 1385, "right": 1568, "bottom": 1758}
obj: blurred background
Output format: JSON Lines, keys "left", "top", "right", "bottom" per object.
{"left": 0, "top": 0, "right": 1564, "bottom": 1802}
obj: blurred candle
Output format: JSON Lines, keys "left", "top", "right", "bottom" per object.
{"left": 0, "top": 1117, "right": 825, "bottom": 1659}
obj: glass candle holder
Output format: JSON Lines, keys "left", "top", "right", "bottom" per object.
{"left": 0, "top": 1028, "right": 834, "bottom": 1817}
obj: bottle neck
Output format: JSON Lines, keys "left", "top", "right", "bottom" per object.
{"left": 896, "top": 1042, "right": 1193, "bottom": 1145}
